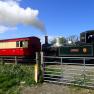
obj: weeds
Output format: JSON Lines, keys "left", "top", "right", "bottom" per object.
{"left": 0, "top": 64, "right": 36, "bottom": 94}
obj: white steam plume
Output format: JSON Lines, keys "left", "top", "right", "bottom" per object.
{"left": 0, "top": 0, "right": 45, "bottom": 33}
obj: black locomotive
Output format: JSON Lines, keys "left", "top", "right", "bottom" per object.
{"left": 59, "top": 30, "right": 94, "bottom": 57}
{"left": 43, "top": 30, "right": 94, "bottom": 57}
{"left": 42, "top": 30, "right": 94, "bottom": 63}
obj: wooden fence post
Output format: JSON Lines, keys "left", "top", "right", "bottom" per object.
{"left": 1, "top": 57, "right": 4, "bottom": 65}
{"left": 35, "top": 63, "right": 38, "bottom": 83}
{"left": 15, "top": 56, "right": 18, "bottom": 64}
{"left": 35, "top": 52, "right": 44, "bottom": 83}
{"left": 35, "top": 52, "right": 39, "bottom": 83}
{"left": 41, "top": 52, "right": 43, "bottom": 65}
{"left": 40, "top": 52, "right": 44, "bottom": 81}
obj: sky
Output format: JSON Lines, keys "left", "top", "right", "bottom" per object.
{"left": 0, "top": 0, "right": 94, "bottom": 43}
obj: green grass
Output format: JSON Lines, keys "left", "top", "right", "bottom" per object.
{"left": 0, "top": 64, "right": 37, "bottom": 94}
{"left": 71, "top": 73, "right": 94, "bottom": 87}
{"left": 45, "top": 68, "right": 62, "bottom": 75}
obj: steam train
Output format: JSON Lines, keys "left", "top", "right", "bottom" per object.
{"left": 0, "top": 30, "right": 94, "bottom": 63}
{"left": 42, "top": 30, "right": 94, "bottom": 63}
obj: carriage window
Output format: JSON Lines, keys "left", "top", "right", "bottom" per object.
{"left": 16, "top": 41, "right": 28, "bottom": 47}
{"left": 20, "top": 41, "right": 23, "bottom": 47}
{"left": 22, "top": 41, "right": 28, "bottom": 48}
{"left": 16, "top": 41, "right": 19, "bottom": 47}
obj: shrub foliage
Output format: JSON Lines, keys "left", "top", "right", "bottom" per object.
{"left": 0, "top": 64, "right": 36, "bottom": 94}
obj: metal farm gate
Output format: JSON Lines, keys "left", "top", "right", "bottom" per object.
{"left": 43, "top": 56, "right": 94, "bottom": 88}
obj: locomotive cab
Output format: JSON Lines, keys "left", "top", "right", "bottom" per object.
{"left": 80, "top": 30, "right": 94, "bottom": 43}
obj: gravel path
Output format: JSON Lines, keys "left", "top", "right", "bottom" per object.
{"left": 21, "top": 83, "right": 94, "bottom": 94}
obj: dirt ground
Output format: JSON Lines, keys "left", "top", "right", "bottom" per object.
{"left": 21, "top": 64, "right": 94, "bottom": 94}
{"left": 21, "top": 83, "right": 94, "bottom": 94}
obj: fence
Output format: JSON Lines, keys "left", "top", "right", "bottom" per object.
{"left": 0, "top": 56, "right": 36, "bottom": 64}
{"left": 0, "top": 53, "right": 41, "bottom": 83}
{"left": 43, "top": 56, "right": 94, "bottom": 88}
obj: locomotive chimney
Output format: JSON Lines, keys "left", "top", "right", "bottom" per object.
{"left": 45, "top": 36, "right": 48, "bottom": 44}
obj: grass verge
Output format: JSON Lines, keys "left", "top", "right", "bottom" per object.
{"left": 0, "top": 64, "right": 37, "bottom": 94}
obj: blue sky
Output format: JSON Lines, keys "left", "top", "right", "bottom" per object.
{"left": 0, "top": 0, "right": 94, "bottom": 43}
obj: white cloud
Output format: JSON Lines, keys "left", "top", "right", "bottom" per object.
{"left": 0, "top": 0, "right": 21, "bottom": 5}
{"left": 0, "top": 25, "right": 17, "bottom": 33}
{"left": 0, "top": 0, "right": 21, "bottom": 2}
{"left": 0, "top": 0, "right": 45, "bottom": 33}
{"left": 0, "top": 1, "right": 38, "bottom": 26}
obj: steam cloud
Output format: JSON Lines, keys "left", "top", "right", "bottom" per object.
{"left": 0, "top": 0, "right": 45, "bottom": 33}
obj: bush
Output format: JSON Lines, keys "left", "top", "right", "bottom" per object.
{"left": 0, "top": 64, "right": 36, "bottom": 94}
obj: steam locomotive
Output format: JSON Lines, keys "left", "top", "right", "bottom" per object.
{"left": 42, "top": 30, "right": 94, "bottom": 63}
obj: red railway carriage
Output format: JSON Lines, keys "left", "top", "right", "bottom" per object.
{"left": 0, "top": 36, "right": 41, "bottom": 57}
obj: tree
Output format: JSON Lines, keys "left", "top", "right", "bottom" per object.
{"left": 66, "top": 35, "right": 79, "bottom": 44}
{"left": 50, "top": 37, "right": 66, "bottom": 45}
